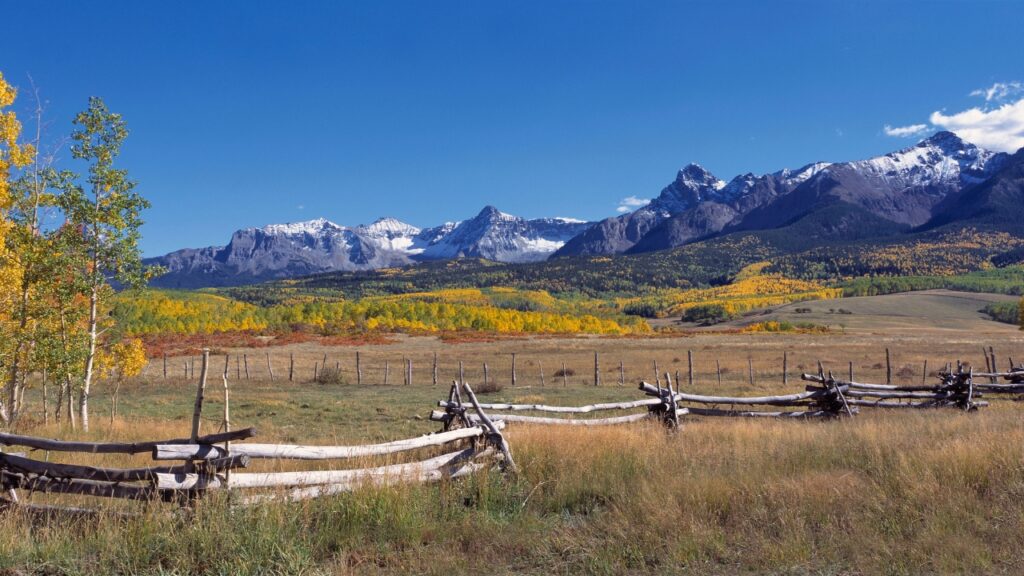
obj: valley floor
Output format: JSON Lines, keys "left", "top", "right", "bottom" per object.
{"left": 3, "top": 290, "right": 1024, "bottom": 574}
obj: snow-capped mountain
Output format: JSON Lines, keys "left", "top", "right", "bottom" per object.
{"left": 146, "top": 208, "right": 592, "bottom": 288}
{"left": 558, "top": 131, "right": 1009, "bottom": 257}
{"left": 147, "top": 131, "right": 1022, "bottom": 289}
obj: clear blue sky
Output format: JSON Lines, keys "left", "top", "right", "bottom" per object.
{"left": 4, "top": 1, "right": 1022, "bottom": 256}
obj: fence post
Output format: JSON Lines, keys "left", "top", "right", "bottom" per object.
{"left": 511, "top": 353, "right": 517, "bottom": 387}
{"left": 266, "top": 352, "right": 275, "bottom": 381}
{"left": 885, "top": 348, "right": 892, "bottom": 385}
{"left": 483, "top": 363, "right": 489, "bottom": 386}
{"left": 356, "top": 351, "right": 362, "bottom": 385}
{"left": 432, "top": 352, "right": 438, "bottom": 386}
{"left": 540, "top": 362, "right": 545, "bottom": 387}
{"left": 562, "top": 362, "right": 567, "bottom": 387}
{"left": 748, "top": 357, "right": 754, "bottom": 386}
{"left": 716, "top": 359, "right": 722, "bottom": 386}
{"left": 243, "top": 354, "right": 249, "bottom": 381}
{"left": 289, "top": 353, "right": 294, "bottom": 382}
{"left": 459, "top": 361, "right": 464, "bottom": 385}
{"left": 688, "top": 350, "right": 694, "bottom": 388}
{"left": 654, "top": 360, "right": 660, "bottom": 387}
{"left": 594, "top": 352, "right": 600, "bottom": 387}
{"left": 163, "top": 353, "right": 167, "bottom": 379}
{"left": 922, "top": 360, "right": 928, "bottom": 385}
{"left": 384, "top": 361, "right": 390, "bottom": 385}
{"left": 619, "top": 360, "right": 625, "bottom": 386}
{"left": 782, "top": 351, "right": 788, "bottom": 385}
{"left": 191, "top": 349, "right": 210, "bottom": 441}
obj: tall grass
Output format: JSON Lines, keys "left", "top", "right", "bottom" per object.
{"left": 2, "top": 407, "right": 1024, "bottom": 574}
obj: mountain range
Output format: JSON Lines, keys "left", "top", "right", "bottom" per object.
{"left": 147, "top": 132, "right": 1023, "bottom": 288}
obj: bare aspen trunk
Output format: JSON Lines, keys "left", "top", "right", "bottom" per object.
{"left": 79, "top": 285, "right": 100, "bottom": 432}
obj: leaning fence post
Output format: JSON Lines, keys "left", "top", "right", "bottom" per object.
{"left": 191, "top": 349, "right": 210, "bottom": 442}
{"left": 461, "top": 383, "right": 516, "bottom": 472}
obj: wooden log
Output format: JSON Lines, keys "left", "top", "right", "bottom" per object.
{"left": 685, "top": 407, "right": 839, "bottom": 418}
{"left": 438, "top": 398, "right": 664, "bottom": 413}
{"left": 1, "top": 470, "right": 155, "bottom": 500}
{"left": 844, "top": 389, "right": 954, "bottom": 400}
{"left": 461, "top": 383, "right": 516, "bottom": 471}
{"left": 638, "top": 382, "right": 840, "bottom": 406}
{"left": 0, "top": 452, "right": 249, "bottom": 482}
{"left": 239, "top": 451, "right": 492, "bottom": 504}
{"left": 191, "top": 350, "right": 210, "bottom": 441}
{"left": 845, "top": 398, "right": 989, "bottom": 409}
{"left": 0, "top": 428, "right": 256, "bottom": 454}
{"left": 688, "top": 350, "right": 694, "bottom": 388}
{"left": 800, "top": 373, "right": 936, "bottom": 392}
{"left": 161, "top": 447, "right": 482, "bottom": 490}
{"left": 448, "top": 411, "right": 668, "bottom": 426}
{"left": 153, "top": 424, "right": 498, "bottom": 461}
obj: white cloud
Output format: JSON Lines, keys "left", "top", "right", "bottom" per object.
{"left": 930, "top": 98, "right": 1024, "bottom": 153}
{"left": 296, "top": 204, "right": 305, "bottom": 210}
{"left": 616, "top": 195, "right": 650, "bottom": 213}
{"left": 970, "top": 81, "right": 1023, "bottom": 102}
{"left": 883, "top": 123, "right": 929, "bottom": 138}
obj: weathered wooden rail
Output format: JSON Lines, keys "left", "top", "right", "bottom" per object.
{"left": 801, "top": 363, "right": 988, "bottom": 411}
{"left": 638, "top": 374, "right": 856, "bottom": 419}
{"left": 0, "top": 382, "right": 512, "bottom": 515}
{"left": 432, "top": 378, "right": 687, "bottom": 428}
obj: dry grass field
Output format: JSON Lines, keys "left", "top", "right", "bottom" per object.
{"left": 2, "top": 291, "right": 1024, "bottom": 574}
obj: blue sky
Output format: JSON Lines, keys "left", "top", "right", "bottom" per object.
{"left": 4, "top": 1, "right": 1023, "bottom": 256}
